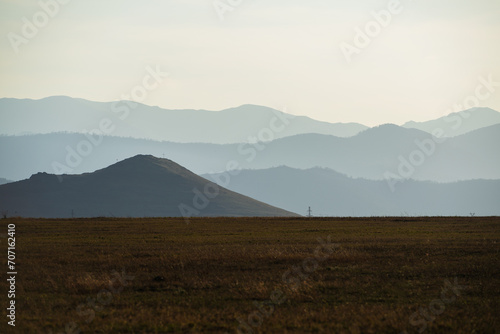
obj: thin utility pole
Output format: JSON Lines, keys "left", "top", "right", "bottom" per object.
{"left": 307, "top": 206, "right": 312, "bottom": 218}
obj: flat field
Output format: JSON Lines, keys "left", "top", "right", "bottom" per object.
{"left": 0, "top": 217, "right": 498, "bottom": 333}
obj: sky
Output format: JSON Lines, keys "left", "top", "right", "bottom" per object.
{"left": 0, "top": 0, "right": 499, "bottom": 126}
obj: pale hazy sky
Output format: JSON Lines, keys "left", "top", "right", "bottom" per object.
{"left": 1, "top": 0, "right": 499, "bottom": 126}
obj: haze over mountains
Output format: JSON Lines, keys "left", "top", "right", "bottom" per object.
{"left": 402, "top": 107, "right": 500, "bottom": 137}
{"left": 3, "top": 97, "right": 500, "bottom": 144}
{"left": 1, "top": 96, "right": 499, "bottom": 217}
{"left": 0, "top": 96, "right": 367, "bottom": 143}
{"left": 1, "top": 123, "right": 499, "bottom": 182}
{"left": 204, "top": 167, "right": 500, "bottom": 216}
{"left": 0, "top": 155, "right": 296, "bottom": 218}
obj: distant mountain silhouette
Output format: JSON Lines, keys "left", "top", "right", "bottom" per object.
{"left": 0, "top": 96, "right": 367, "bottom": 143}
{"left": 204, "top": 166, "right": 500, "bottom": 216}
{"left": 0, "top": 178, "right": 11, "bottom": 185}
{"left": 0, "top": 155, "right": 297, "bottom": 218}
{"left": 1, "top": 124, "right": 498, "bottom": 182}
{"left": 402, "top": 107, "right": 500, "bottom": 137}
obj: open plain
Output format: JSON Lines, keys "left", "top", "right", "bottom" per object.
{"left": 0, "top": 217, "right": 498, "bottom": 333}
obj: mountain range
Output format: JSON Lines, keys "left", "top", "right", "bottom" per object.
{"left": 1, "top": 96, "right": 499, "bottom": 218}
{"left": 402, "top": 107, "right": 500, "bottom": 137}
{"left": 1, "top": 123, "right": 499, "bottom": 182}
{"left": 0, "top": 155, "right": 296, "bottom": 218}
{"left": 204, "top": 166, "right": 500, "bottom": 216}
{"left": 3, "top": 98, "right": 499, "bottom": 144}
{"left": 3, "top": 154, "right": 498, "bottom": 218}
{"left": 0, "top": 96, "right": 367, "bottom": 143}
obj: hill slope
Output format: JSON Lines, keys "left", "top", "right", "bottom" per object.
{"left": 204, "top": 167, "right": 500, "bottom": 216}
{"left": 0, "top": 178, "right": 11, "bottom": 185}
{"left": 0, "top": 155, "right": 297, "bottom": 218}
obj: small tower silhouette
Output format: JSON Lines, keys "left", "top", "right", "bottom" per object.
{"left": 307, "top": 206, "right": 312, "bottom": 218}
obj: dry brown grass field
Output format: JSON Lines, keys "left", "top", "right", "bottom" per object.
{"left": 0, "top": 217, "right": 498, "bottom": 333}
